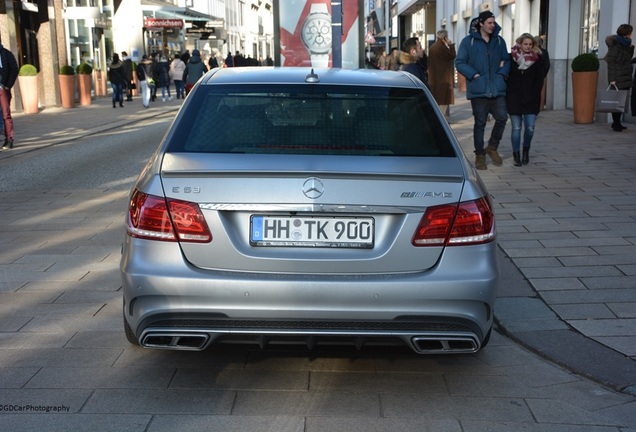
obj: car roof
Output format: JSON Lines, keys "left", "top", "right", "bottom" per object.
{"left": 200, "top": 67, "right": 423, "bottom": 88}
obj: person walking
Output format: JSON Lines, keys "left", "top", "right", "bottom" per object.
{"left": 506, "top": 33, "right": 549, "bottom": 166}
{"left": 170, "top": 54, "right": 186, "bottom": 100}
{"left": 0, "top": 38, "right": 18, "bottom": 149}
{"left": 376, "top": 47, "right": 388, "bottom": 70}
{"left": 428, "top": 29, "right": 456, "bottom": 116}
{"left": 604, "top": 24, "right": 634, "bottom": 132}
{"left": 399, "top": 37, "right": 429, "bottom": 87}
{"left": 108, "top": 53, "right": 127, "bottom": 108}
{"left": 183, "top": 49, "right": 206, "bottom": 96}
{"left": 456, "top": 11, "right": 510, "bottom": 170}
{"left": 136, "top": 54, "right": 154, "bottom": 108}
{"left": 155, "top": 55, "right": 172, "bottom": 102}
{"left": 386, "top": 48, "right": 401, "bottom": 71}
{"left": 208, "top": 53, "right": 219, "bottom": 69}
{"left": 121, "top": 51, "right": 134, "bottom": 102}
{"left": 225, "top": 52, "right": 234, "bottom": 68}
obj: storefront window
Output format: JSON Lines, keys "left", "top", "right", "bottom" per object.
{"left": 581, "top": 0, "right": 600, "bottom": 54}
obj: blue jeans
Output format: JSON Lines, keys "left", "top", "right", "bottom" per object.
{"left": 509, "top": 114, "right": 537, "bottom": 152}
{"left": 174, "top": 80, "right": 185, "bottom": 99}
{"left": 111, "top": 83, "right": 124, "bottom": 104}
{"left": 470, "top": 97, "right": 508, "bottom": 155}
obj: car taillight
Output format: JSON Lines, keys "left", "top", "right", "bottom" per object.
{"left": 126, "top": 189, "right": 212, "bottom": 243}
{"left": 412, "top": 197, "right": 495, "bottom": 247}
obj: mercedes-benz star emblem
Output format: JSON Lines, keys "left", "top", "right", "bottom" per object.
{"left": 302, "top": 177, "right": 324, "bottom": 199}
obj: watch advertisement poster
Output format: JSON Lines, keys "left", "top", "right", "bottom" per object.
{"left": 275, "top": 0, "right": 363, "bottom": 69}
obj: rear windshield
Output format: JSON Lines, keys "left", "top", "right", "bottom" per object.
{"left": 167, "top": 84, "right": 456, "bottom": 157}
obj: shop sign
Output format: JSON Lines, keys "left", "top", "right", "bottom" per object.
{"left": 145, "top": 18, "right": 184, "bottom": 29}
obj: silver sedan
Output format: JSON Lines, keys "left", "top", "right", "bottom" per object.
{"left": 120, "top": 67, "right": 498, "bottom": 354}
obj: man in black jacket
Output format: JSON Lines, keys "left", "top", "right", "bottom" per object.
{"left": 0, "top": 38, "right": 18, "bottom": 150}
{"left": 121, "top": 51, "right": 134, "bottom": 101}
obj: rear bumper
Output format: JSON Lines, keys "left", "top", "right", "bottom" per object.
{"left": 121, "top": 237, "right": 498, "bottom": 354}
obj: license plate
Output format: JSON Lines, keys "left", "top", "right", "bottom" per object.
{"left": 250, "top": 215, "right": 374, "bottom": 248}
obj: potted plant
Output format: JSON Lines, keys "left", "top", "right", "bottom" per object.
{"left": 571, "top": 53, "right": 600, "bottom": 124}
{"left": 59, "top": 65, "right": 76, "bottom": 108}
{"left": 18, "top": 64, "right": 39, "bottom": 114}
{"left": 76, "top": 62, "right": 93, "bottom": 106}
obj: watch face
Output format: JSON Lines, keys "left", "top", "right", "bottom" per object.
{"left": 301, "top": 15, "right": 332, "bottom": 54}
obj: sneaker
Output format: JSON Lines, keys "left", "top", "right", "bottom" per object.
{"left": 168, "top": 96, "right": 173, "bottom": 101}
{"left": 162, "top": 97, "right": 166, "bottom": 102}
{"left": 485, "top": 145, "right": 503, "bottom": 166}
{"left": 2, "top": 139, "right": 14, "bottom": 150}
{"left": 475, "top": 154, "right": 487, "bottom": 170}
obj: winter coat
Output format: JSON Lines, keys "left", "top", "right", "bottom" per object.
{"left": 605, "top": 35, "right": 634, "bottom": 90}
{"left": 155, "top": 59, "right": 171, "bottom": 88}
{"left": 108, "top": 62, "right": 127, "bottom": 86}
{"left": 399, "top": 51, "right": 429, "bottom": 87}
{"left": 121, "top": 57, "right": 133, "bottom": 82}
{"left": 632, "top": 64, "right": 636, "bottom": 117}
{"left": 506, "top": 52, "right": 549, "bottom": 115}
{"left": 136, "top": 60, "right": 154, "bottom": 83}
{"left": 456, "top": 22, "right": 510, "bottom": 99}
{"left": 428, "top": 39, "right": 457, "bottom": 106}
{"left": 184, "top": 54, "right": 207, "bottom": 85}
{"left": 0, "top": 44, "right": 19, "bottom": 89}
{"left": 170, "top": 58, "right": 186, "bottom": 81}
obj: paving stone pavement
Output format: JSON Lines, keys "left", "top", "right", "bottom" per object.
{"left": 447, "top": 93, "right": 636, "bottom": 395}
{"left": 0, "top": 88, "right": 634, "bottom": 430}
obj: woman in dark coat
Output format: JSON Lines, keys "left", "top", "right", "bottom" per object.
{"left": 428, "top": 29, "right": 456, "bottom": 115}
{"left": 605, "top": 24, "right": 633, "bottom": 131}
{"left": 108, "top": 53, "right": 127, "bottom": 108}
{"left": 506, "top": 33, "right": 548, "bottom": 166}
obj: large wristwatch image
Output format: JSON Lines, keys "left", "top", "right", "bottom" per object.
{"left": 301, "top": 3, "right": 332, "bottom": 68}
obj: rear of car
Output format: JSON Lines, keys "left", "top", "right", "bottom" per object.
{"left": 120, "top": 67, "right": 498, "bottom": 354}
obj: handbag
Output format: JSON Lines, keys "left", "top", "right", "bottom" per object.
{"left": 596, "top": 84, "right": 629, "bottom": 113}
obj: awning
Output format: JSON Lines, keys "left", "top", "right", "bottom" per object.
{"left": 150, "top": 7, "right": 224, "bottom": 27}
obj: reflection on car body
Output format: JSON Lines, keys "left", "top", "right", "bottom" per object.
{"left": 120, "top": 67, "right": 498, "bottom": 354}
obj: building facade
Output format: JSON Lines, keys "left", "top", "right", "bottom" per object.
{"left": 1, "top": 0, "right": 274, "bottom": 112}
{"left": 2, "top": 0, "right": 634, "bottom": 114}
{"left": 387, "top": 0, "right": 636, "bottom": 112}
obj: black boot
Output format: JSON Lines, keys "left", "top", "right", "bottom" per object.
{"left": 113, "top": 101, "right": 116, "bottom": 108}
{"left": 119, "top": 101, "right": 124, "bottom": 107}
{"left": 522, "top": 148, "right": 530, "bottom": 165}
{"left": 513, "top": 152, "right": 522, "bottom": 167}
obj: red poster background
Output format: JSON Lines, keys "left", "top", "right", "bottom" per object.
{"left": 279, "top": 0, "right": 360, "bottom": 67}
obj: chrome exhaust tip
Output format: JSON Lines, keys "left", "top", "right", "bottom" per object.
{"left": 411, "top": 333, "right": 480, "bottom": 354}
{"left": 141, "top": 332, "right": 210, "bottom": 350}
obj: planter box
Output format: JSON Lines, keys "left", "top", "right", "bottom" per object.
{"left": 572, "top": 71, "right": 598, "bottom": 124}
{"left": 59, "top": 75, "right": 76, "bottom": 108}
{"left": 78, "top": 74, "right": 93, "bottom": 106}
{"left": 18, "top": 75, "right": 39, "bottom": 114}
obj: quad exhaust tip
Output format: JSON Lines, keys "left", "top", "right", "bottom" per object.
{"left": 141, "top": 333, "right": 210, "bottom": 350}
{"left": 411, "top": 334, "right": 480, "bottom": 354}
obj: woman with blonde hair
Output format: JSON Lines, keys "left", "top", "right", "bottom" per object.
{"left": 506, "top": 33, "right": 549, "bottom": 166}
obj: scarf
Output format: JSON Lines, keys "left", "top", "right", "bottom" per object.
{"left": 615, "top": 35, "right": 632, "bottom": 47}
{"left": 511, "top": 44, "right": 539, "bottom": 70}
